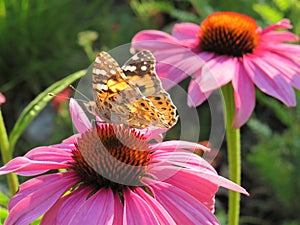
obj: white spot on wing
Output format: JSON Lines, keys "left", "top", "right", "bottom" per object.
{"left": 99, "top": 70, "right": 107, "bottom": 75}
{"left": 97, "top": 83, "right": 108, "bottom": 90}
{"left": 95, "top": 57, "right": 101, "bottom": 63}
{"left": 141, "top": 66, "right": 147, "bottom": 71}
{"left": 131, "top": 54, "right": 139, "bottom": 60}
{"left": 110, "top": 69, "right": 116, "bottom": 74}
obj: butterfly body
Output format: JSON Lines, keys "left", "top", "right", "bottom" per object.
{"left": 87, "top": 50, "right": 178, "bottom": 129}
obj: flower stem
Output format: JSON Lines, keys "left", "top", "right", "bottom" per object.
{"left": 0, "top": 109, "right": 19, "bottom": 195}
{"left": 221, "top": 84, "right": 241, "bottom": 225}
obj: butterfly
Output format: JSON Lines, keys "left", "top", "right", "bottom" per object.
{"left": 85, "top": 50, "right": 178, "bottom": 129}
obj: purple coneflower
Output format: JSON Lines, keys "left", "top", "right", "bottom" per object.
{"left": 0, "top": 99, "right": 248, "bottom": 224}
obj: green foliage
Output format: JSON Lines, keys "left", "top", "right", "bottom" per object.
{"left": 247, "top": 90, "right": 300, "bottom": 221}
{"left": 8, "top": 69, "right": 86, "bottom": 153}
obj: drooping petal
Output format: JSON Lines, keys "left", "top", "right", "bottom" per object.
{"left": 112, "top": 193, "right": 124, "bottom": 225}
{"left": 232, "top": 59, "right": 255, "bottom": 128}
{"left": 260, "top": 19, "right": 292, "bottom": 34}
{"left": 163, "top": 170, "right": 218, "bottom": 212}
{"left": 258, "top": 51, "right": 300, "bottom": 90}
{"left": 244, "top": 55, "right": 296, "bottom": 106}
{"left": 260, "top": 31, "right": 299, "bottom": 42}
{"left": 150, "top": 182, "right": 220, "bottom": 225}
{"left": 199, "top": 56, "right": 236, "bottom": 92}
{"left": 154, "top": 47, "right": 205, "bottom": 89}
{"left": 187, "top": 70, "right": 212, "bottom": 107}
{"left": 123, "top": 188, "right": 161, "bottom": 225}
{"left": 172, "top": 22, "right": 199, "bottom": 40}
{"left": 0, "top": 157, "right": 69, "bottom": 176}
{"left": 134, "top": 187, "right": 176, "bottom": 225}
{"left": 132, "top": 30, "right": 182, "bottom": 51}
{"left": 64, "top": 188, "right": 115, "bottom": 225}
{"left": 41, "top": 185, "right": 92, "bottom": 224}
{"left": 151, "top": 140, "right": 210, "bottom": 152}
{"left": 70, "top": 98, "right": 91, "bottom": 133}
{"left": 5, "top": 172, "right": 79, "bottom": 225}
{"left": 172, "top": 22, "right": 199, "bottom": 48}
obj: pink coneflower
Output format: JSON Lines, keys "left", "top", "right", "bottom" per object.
{"left": 0, "top": 99, "right": 248, "bottom": 225}
{"left": 132, "top": 12, "right": 300, "bottom": 127}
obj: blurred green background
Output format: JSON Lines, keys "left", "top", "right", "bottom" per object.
{"left": 1, "top": 0, "right": 300, "bottom": 224}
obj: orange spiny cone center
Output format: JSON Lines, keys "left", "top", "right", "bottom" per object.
{"left": 70, "top": 124, "right": 151, "bottom": 192}
{"left": 198, "top": 12, "right": 259, "bottom": 57}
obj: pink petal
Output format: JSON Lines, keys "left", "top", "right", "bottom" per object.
{"left": 151, "top": 140, "right": 210, "bottom": 152}
{"left": 70, "top": 98, "right": 91, "bottom": 133}
{"left": 232, "top": 60, "right": 255, "bottom": 128}
{"left": 164, "top": 170, "right": 218, "bottom": 212}
{"left": 66, "top": 188, "right": 115, "bottom": 225}
{"left": 138, "top": 127, "right": 167, "bottom": 142}
{"left": 260, "top": 31, "right": 299, "bottom": 42}
{"left": 132, "top": 30, "right": 182, "bottom": 51}
{"left": 244, "top": 56, "right": 296, "bottom": 106}
{"left": 0, "top": 93, "right": 6, "bottom": 105}
{"left": 150, "top": 182, "right": 219, "bottom": 225}
{"left": 41, "top": 185, "right": 92, "bottom": 224}
{"left": 187, "top": 70, "right": 212, "bottom": 107}
{"left": 5, "top": 172, "right": 79, "bottom": 225}
{"left": 134, "top": 187, "right": 176, "bottom": 225}
{"left": 199, "top": 56, "right": 236, "bottom": 92}
{"left": 0, "top": 156, "right": 70, "bottom": 177}
{"left": 154, "top": 48, "right": 205, "bottom": 89}
{"left": 261, "top": 19, "right": 292, "bottom": 34}
{"left": 123, "top": 188, "right": 160, "bottom": 225}
{"left": 24, "top": 146, "right": 73, "bottom": 162}
{"left": 257, "top": 51, "right": 300, "bottom": 89}
{"left": 112, "top": 193, "right": 124, "bottom": 225}
{"left": 171, "top": 22, "right": 199, "bottom": 48}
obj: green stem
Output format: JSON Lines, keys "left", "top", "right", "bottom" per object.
{"left": 0, "top": 109, "right": 19, "bottom": 195}
{"left": 221, "top": 84, "right": 241, "bottom": 225}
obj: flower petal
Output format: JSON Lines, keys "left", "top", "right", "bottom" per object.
{"left": 134, "top": 187, "right": 176, "bottom": 225}
{"left": 172, "top": 22, "right": 199, "bottom": 48}
{"left": 164, "top": 170, "right": 218, "bottom": 212}
{"left": 0, "top": 93, "right": 6, "bottom": 105}
{"left": 232, "top": 60, "right": 255, "bottom": 128}
{"left": 5, "top": 172, "right": 78, "bottom": 225}
{"left": 150, "top": 182, "right": 219, "bottom": 225}
{"left": 260, "top": 19, "right": 292, "bottom": 34}
{"left": 260, "top": 31, "right": 299, "bottom": 42}
{"left": 132, "top": 30, "right": 182, "bottom": 51}
{"left": 70, "top": 98, "right": 91, "bottom": 133}
{"left": 199, "top": 56, "right": 236, "bottom": 92}
{"left": 188, "top": 70, "right": 212, "bottom": 107}
{"left": 113, "top": 193, "right": 124, "bottom": 225}
{"left": 123, "top": 188, "right": 160, "bottom": 225}
{"left": 41, "top": 185, "right": 92, "bottom": 224}
{"left": 244, "top": 56, "right": 296, "bottom": 106}
{"left": 151, "top": 140, "right": 210, "bottom": 152}
{"left": 66, "top": 188, "right": 115, "bottom": 225}
{"left": 154, "top": 48, "right": 205, "bottom": 89}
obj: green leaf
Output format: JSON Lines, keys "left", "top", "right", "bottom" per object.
{"left": 0, "top": 207, "right": 8, "bottom": 224}
{"left": 8, "top": 69, "right": 86, "bottom": 152}
{"left": 0, "top": 192, "right": 9, "bottom": 207}
{"left": 253, "top": 3, "right": 283, "bottom": 24}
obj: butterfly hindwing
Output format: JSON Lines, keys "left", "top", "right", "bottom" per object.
{"left": 122, "top": 50, "right": 178, "bottom": 127}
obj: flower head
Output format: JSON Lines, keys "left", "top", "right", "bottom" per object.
{"left": 132, "top": 12, "right": 300, "bottom": 127}
{"left": 0, "top": 99, "right": 248, "bottom": 224}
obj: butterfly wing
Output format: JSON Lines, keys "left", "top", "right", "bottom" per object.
{"left": 122, "top": 50, "right": 178, "bottom": 127}
{"left": 91, "top": 51, "right": 168, "bottom": 128}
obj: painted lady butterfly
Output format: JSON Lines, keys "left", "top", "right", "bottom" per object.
{"left": 85, "top": 50, "right": 178, "bottom": 129}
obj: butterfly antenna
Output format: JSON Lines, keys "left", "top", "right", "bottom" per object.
{"left": 69, "top": 85, "right": 91, "bottom": 102}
